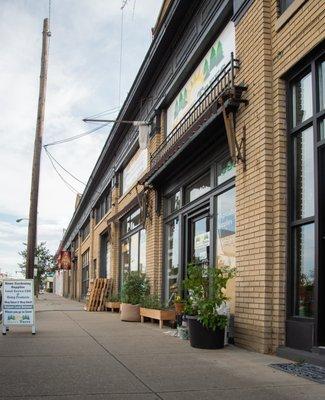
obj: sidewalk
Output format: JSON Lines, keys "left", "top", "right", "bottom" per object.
{"left": 0, "top": 293, "right": 324, "bottom": 399}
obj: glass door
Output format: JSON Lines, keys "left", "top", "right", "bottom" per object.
{"left": 188, "top": 211, "right": 210, "bottom": 266}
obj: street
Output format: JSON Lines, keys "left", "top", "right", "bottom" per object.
{"left": 0, "top": 293, "right": 324, "bottom": 399}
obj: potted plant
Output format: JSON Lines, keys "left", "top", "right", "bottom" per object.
{"left": 120, "top": 272, "right": 150, "bottom": 322}
{"left": 105, "top": 294, "right": 121, "bottom": 312}
{"left": 173, "top": 295, "right": 185, "bottom": 315}
{"left": 140, "top": 294, "right": 176, "bottom": 329}
{"left": 184, "top": 263, "right": 234, "bottom": 349}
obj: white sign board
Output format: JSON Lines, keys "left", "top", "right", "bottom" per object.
{"left": 2, "top": 279, "right": 36, "bottom": 334}
{"left": 122, "top": 148, "right": 148, "bottom": 195}
{"left": 166, "top": 21, "right": 235, "bottom": 134}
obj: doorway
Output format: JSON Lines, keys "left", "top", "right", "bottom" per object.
{"left": 99, "top": 232, "right": 109, "bottom": 278}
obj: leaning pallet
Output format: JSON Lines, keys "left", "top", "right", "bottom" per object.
{"left": 86, "top": 278, "right": 111, "bottom": 311}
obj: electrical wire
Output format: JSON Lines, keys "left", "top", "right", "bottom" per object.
{"left": 44, "top": 147, "right": 81, "bottom": 195}
{"left": 44, "top": 123, "right": 110, "bottom": 147}
{"left": 83, "top": 105, "right": 120, "bottom": 121}
{"left": 44, "top": 147, "right": 87, "bottom": 186}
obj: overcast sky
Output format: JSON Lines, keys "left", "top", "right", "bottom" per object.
{"left": 0, "top": 0, "right": 162, "bottom": 277}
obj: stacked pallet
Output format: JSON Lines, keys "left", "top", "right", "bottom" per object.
{"left": 86, "top": 278, "right": 111, "bottom": 311}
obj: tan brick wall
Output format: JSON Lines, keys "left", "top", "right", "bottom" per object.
{"left": 235, "top": 0, "right": 324, "bottom": 353}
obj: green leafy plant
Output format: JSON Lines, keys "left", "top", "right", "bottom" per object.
{"left": 141, "top": 294, "right": 168, "bottom": 310}
{"left": 184, "top": 263, "right": 235, "bottom": 331}
{"left": 121, "top": 272, "right": 150, "bottom": 305}
{"left": 106, "top": 294, "right": 120, "bottom": 302}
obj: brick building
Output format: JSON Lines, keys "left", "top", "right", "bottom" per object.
{"left": 56, "top": 0, "right": 325, "bottom": 359}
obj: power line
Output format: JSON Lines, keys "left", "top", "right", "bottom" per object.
{"left": 44, "top": 147, "right": 87, "bottom": 186}
{"left": 44, "top": 147, "right": 81, "bottom": 195}
{"left": 44, "top": 123, "right": 110, "bottom": 147}
{"left": 83, "top": 105, "right": 120, "bottom": 121}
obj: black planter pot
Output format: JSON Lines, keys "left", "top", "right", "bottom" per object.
{"left": 188, "top": 317, "right": 225, "bottom": 349}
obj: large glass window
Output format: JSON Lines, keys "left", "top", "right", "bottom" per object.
{"left": 294, "top": 127, "right": 314, "bottom": 219}
{"left": 216, "top": 188, "right": 236, "bottom": 270}
{"left": 80, "top": 217, "right": 90, "bottom": 242}
{"left": 292, "top": 72, "right": 312, "bottom": 128}
{"left": 319, "top": 60, "right": 325, "bottom": 111}
{"left": 279, "top": 0, "right": 294, "bottom": 14}
{"left": 217, "top": 159, "right": 235, "bottom": 185}
{"left": 288, "top": 55, "right": 325, "bottom": 322}
{"left": 81, "top": 249, "right": 89, "bottom": 297}
{"left": 294, "top": 224, "right": 315, "bottom": 317}
{"left": 165, "top": 218, "right": 179, "bottom": 301}
{"left": 120, "top": 209, "right": 146, "bottom": 280}
{"left": 94, "top": 187, "right": 112, "bottom": 224}
{"left": 167, "top": 191, "right": 181, "bottom": 214}
{"left": 185, "top": 172, "right": 211, "bottom": 203}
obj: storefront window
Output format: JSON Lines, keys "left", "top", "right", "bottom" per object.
{"left": 120, "top": 209, "right": 146, "bottom": 280}
{"left": 139, "top": 230, "right": 146, "bottom": 272}
{"left": 292, "top": 72, "right": 313, "bottom": 127}
{"left": 216, "top": 188, "right": 236, "bottom": 269}
{"left": 185, "top": 172, "right": 211, "bottom": 203}
{"left": 167, "top": 191, "right": 181, "bottom": 214}
{"left": 320, "top": 119, "right": 325, "bottom": 141}
{"left": 294, "top": 223, "right": 315, "bottom": 317}
{"left": 165, "top": 218, "right": 179, "bottom": 301}
{"left": 319, "top": 60, "right": 325, "bottom": 111}
{"left": 217, "top": 159, "right": 235, "bottom": 185}
{"left": 81, "top": 249, "right": 89, "bottom": 297}
{"left": 294, "top": 127, "right": 314, "bottom": 219}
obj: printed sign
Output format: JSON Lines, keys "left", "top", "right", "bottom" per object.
{"left": 194, "top": 232, "right": 210, "bottom": 249}
{"left": 2, "top": 280, "right": 35, "bottom": 331}
{"left": 122, "top": 148, "right": 148, "bottom": 195}
{"left": 60, "top": 251, "right": 71, "bottom": 270}
{"left": 166, "top": 22, "right": 235, "bottom": 134}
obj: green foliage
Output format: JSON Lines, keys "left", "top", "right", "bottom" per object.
{"left": 106, "top": 293, "right": 120, "bottom": 302}
{"left": 183, "top": 263, "right": 235, "bottom": 331}
{"left": 121, "top": 272, "right": 150, "bottom": 305}
{"left": 18, "top": 242, "right": 55, "bottom": 290}
{"left": 141, "top": 294, "right": 168, "bottom": 310}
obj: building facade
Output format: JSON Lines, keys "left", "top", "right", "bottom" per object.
{"left": 57, "top": 0, "right": 325, "bottom": 357}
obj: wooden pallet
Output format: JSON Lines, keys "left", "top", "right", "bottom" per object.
{"left": 86, "top": 278, "right": 111, "bottom": 311}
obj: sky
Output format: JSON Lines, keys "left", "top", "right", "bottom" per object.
{"left": 0, "top": 0, "right": 162, "bottom": 277}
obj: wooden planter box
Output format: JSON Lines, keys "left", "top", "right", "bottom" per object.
{"left": 105, "top": 301, "right": 121, "bottom": 312}
{"left": 140, "top": 307, "right": 176, "bottom": 329}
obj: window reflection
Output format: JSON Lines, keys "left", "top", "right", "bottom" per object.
{"left": 216, "top": 188, "right": 236, "bottom": 269}
{"left": 139, "top": 230, "right": 146, "bottom": 272}
{"left": 295, "top": 224, "right": 315, "bottom": 317}
{"left": 167, "top": 191, "right": 181, "bottom": 214}
{"left": 321, "top": 119, "right": 325, "bottom": 141}
{"left": 185, "top": 173, "right": 211, "bottom": 203}
{"left": 292, "top": 73, "right": 312, "bottom": 127}
{"left": 319, "top": 60, "right": 325, "bottom": 111}
{"left": 294, "top": 127, "right": 314, "bottom": 219}
{"left": 166, "top": 219, "right": 179, "bottom": 301}
{"left": 217, "top": 159, "right": 235, "bottom": 185}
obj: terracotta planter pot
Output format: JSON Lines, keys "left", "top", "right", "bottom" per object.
{"left": 120, "top": 303, "right": 140, "bottom": 322}
{"left": 174, "top": 303, "right": 185, "bottom": 314}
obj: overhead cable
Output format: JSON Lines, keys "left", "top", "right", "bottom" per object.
{"left": 44, "top": 123, "right": 110, "bottom": 147}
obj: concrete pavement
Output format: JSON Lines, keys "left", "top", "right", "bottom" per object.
{"left": 0, "top": 293, "right": 324, "bottom": 399}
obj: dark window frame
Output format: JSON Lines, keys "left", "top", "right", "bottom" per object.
{"left": 286, "top": 50, "right": 325, "bottom": 323}
{"left": 81, "top": 249, "right": 90, "bottom": 298}
{"left": 162, "top": 152, "right": 235, "bottom": 301}
{"left": 120, "top": 208, "right": 146, "bottom": 286}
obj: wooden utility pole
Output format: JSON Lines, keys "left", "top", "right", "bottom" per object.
{"left": 26, "top": 18, "right": 50, "bottom": 279}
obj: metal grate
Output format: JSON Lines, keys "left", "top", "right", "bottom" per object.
{"left": 270, "top": 363, "right": 325, "bottom": 384}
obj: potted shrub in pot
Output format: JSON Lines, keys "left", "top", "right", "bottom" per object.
{"left": 120, "top": 272, "right": 150, "bottom": 322}
{"left": 105, "top": 294, "right": 121, "bottom": 312}
{"left": 184, "top": 263, "right": 234, "bottom": 349}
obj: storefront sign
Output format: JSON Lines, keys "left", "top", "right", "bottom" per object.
{"left": 2, "top": 279, "right": 35, "bottom": 334}
{"left": 60, "top": 251, "right": 71, "bottom": 270}
{"left": 122, "top": 148, "right": 148, "bottom": 194}
{"left": 166, "top": 22, "right": 235, "bottom": 134}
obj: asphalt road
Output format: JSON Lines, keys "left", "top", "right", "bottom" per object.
{"left": 0, "top": 293, "right": 324, "bottom": 399}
